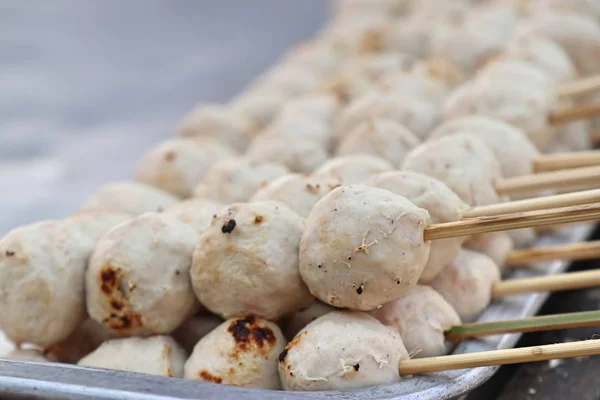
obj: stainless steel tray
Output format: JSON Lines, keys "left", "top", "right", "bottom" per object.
{"left": 0, "top": 223, "right": 596, "bottom": 400}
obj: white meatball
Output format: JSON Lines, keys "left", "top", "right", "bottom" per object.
{"left": 281, "top": 301, "right": 337, "bottom": 340}
{"left": 403, "top": 134, "right": 502, "bottom": 207}
{"left": 517, "top": 11, "right": 600, "bottom": 75}
{"left": 365, "top": 171, "right": 467, "bottom": 282}
{"left": 250, "top": 174, "right": 341, "bottom": 218}
{"left": 44, "top": 319, "right": 115, "bottom": 364}
{"left": 277, "top": 93, "right": 341, "bottom": 126}
{"left": 550, "top": 120, "right": 592, "bottom": 153}
{"left": 314, "top": 155, "right": 394, "bottom": 185}
{"left": 335, "top": 90, "right": 440, "bottom": 141}
{"left": 86, "top": 213, "right": 198, "bottom": 336}
{"left": 378, "top": 71, "right": 451, "bottom": 104}
{"left": 67, "top": 211, "right": 131, "bottom": 242}
{"left": 165, "top": 198, "right": 223, "bottom": 234}
{"left": 80, "top": 181, "right": 178, "bottom": 216}
{"left": 430, "top": 4, "right": 518, "bottom": 72}
{"left": 266, "top": 111, "right": 334, "bottom": 151}
{"left": 184, "top": 317, "right": 286, "bottom": 388}
{"left": 3, "top": 349, "right": 47, "bottom": 362}
{"left": 0, "top": 220, "right": 90, "bottom": 346}
{"left": 335, "top": 119, "right": 420, "bottom": 168}
{"left": 135, "top": 138, "right": 236, "bottom": 198}
{"left": 300, "top": 185, "right": 431, "bottom": 310}
{"left": 229, "top": 89, "right": 288, "bottom": 128}
{"left": 254, "top": 64, "right": 323, "bottom": 97}
{"left": 501, "top": 35, "right": 577, "bottom": 83}
{"left": 507, "top": 228, "right": 538, "bottom": 250}
{"left": 78, "top": 335, "right": 186, "bottom": 378}
{"left": 430, "top": 116, "right": 540, "bottom": 178}
{"left": 177, "top": 104, "right": 257, "bottom": 152}
{"left": 193, "top": 157, "right": 289, "bottom": 203}
{"left": 279, "top": 311, "right": 408, "bottom": 391}
{"left": 191, "top": 201, "right": 313, "bottom": 320}
{"left": 172, "top": 314, "right": 222, "bottom": 354}
{"left": 245, "top": 135, "right": 328, "bottom": 174}
{"left": 442, "top": 77, "right": 557, "bottom": 149}
{"left": 466, "top": 232, "right": 514, "bottom": 268}
{"left": 429, "top": 249, "right": 500, "bottom": 322}
{"left": 372, "top": 285, "right": 461, "bottom": 358}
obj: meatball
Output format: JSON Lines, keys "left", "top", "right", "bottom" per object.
{"left": 377, "top": 71, "right": 451, "bottom": 104}
{"left": 245, "top": 135, "right": 328, "bottom": 174}
{"left": 299, "top": 185, "right": 431, "bottom": 310}
{"left": 372, "top": 285, "right": 461, "bottom": 358}
{"left": 44, "top": 318, "right": 115, "bottom": 364}
{"left": 135, "top": 138, "right": 236, "bottom": 198}
{"left": 184, "top": 316, "right": 286, "bottom": 389}
{"left": 172, "top": 314, "right": 222, "bottom": 354}
{"left": 176, "top": 104, "right": 257, "bottom": 152}
{"left": 335, "top": 119, "right": 420, "bottom": 168}
{"left": 466, "top": 232, "right": 514, "bottom": 268}
{"left": 365, "top": 171, "right": 467, "bottom": 282}
{"left": 250, "top": 174, "right": 341, "bottom": 218}
{"left": 0, "top": 220, "right": 91, "bottom": 346}
{"left": 193, "top": 158, "right": 289, "bottom": 204}
{"left": 335, "top": 90, "right": 440, "bottom": 141}
{"left": 430, "top": 116, "right": 540, "bottom": 178}
{"left": 80, "top": 181, "right": 178, "bottom": 216}
{"left": 229, "top": 89, "right": 287, "bottom": 128}
{"left": 165, "top": 198, "right": 224, "bottom": 234}
{"left": 276, "top": 93, "right": 341, "bottom": 126}
{"left": 265, "top": 112, "right": 334, "bottom": 151}
{"left": 191, "top": 201, "right": 313, "bottom": 320}
{"left": 86, "top": 213, "right": 199, "bottom": 336}
{"left": 68, "top": 211, "right": 131, "bottom": 242}
{"left": 429, "top": 249, "right": 500, "bottom": 322}
{"left": 281, "top": 301, "right": 337, "bottom": 340}
{"left": 501, "top": 35, "right": 577, "bottom": 83}
{"left": 78, "top": 335, "right": 186, "bottom": 378}
{"left": 279, "top": 311, "right": 408, "bottom": 391}
{"left": 403, "top": 134, "right": 502, "bottom": 207}
{"left": 313, "top": 155, "right": 393, "bottom": 185}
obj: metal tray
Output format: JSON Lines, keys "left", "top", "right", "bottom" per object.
{"left": 0, "top": 223, "right": 596, "bottom": 400}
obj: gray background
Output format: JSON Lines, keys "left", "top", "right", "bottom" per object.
{"left": 0, "top": 0, "right": 328, "bottom": 234}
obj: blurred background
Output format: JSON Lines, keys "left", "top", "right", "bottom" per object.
{"left": 0, "top": 0, "right": 328, "bottom": 234}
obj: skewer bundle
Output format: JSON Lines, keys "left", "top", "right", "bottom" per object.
{"left": 2, "top": 0, "right": 600, "bottom": 394}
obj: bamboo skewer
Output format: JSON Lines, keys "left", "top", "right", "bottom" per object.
{"left": 463, "top": 189, "right": 600, "bottom": 218}
{"left": 534, "top": 150, "right": 600, "bottom": 173}
{"left": 555, "top": 75, "right": 600, "bottom": 98}
{"left": 591, "top": 129, "right": 600, "bottom": 144}
{"left": 505, "top": 241, "right": 600, "bottom": 267}
{"left": 494, "top": 165, "right": 600, "bottom": 197}
{"left": 548, "top": 103, "right": 600, "bottom": 126}
{"left": 491, "top": 269, "right": 600, "bottom": 297}
{"left": 445, "top": 310, "right": 600, "bottom": 341}
{"left": 398, "top": 339, "right": 600, "bottom": 375}
{"left": 424, "top": 203, "right": 600, "bottom": 241}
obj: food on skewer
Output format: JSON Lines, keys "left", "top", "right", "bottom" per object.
{"left": 77, "top": 335, "right": 186, "bottom": 378}
{"left": 172, "top": 314, "right": 222, "bottom": 354}
{"left": 177, "top": 104, "right": 257, "bottom": 152}
{"left": 192, "top": 157, "right": 289, "bottom": 203}
{"left": 191, "top": 201, "right": 313, "bottom": 320}
{"left": 86, "top": 213, "right": 199, "bottom": 336}
{"left": 313, "top": 154, "right": 393, "bottom": 185}
{"left": 245, "top": 135, "right": 328, "bottom": 174}
{"left": 250, "top": 174, "right": 341, "bottom": 218}
{"left": 229, "top": 89, "right": 288, "bottom": 129}
{"left": 184, "top": 316, "right": 286, "bottom": 388}
{"left": 335, "top": 118, "right": 421, "bottom": 168}
{"left": 135, "top": 138, "right": 236, "bottom": 198}
{"left": 164, "top": 198, "right": 224, "bottom": 234}
{"left": 299, "top": 185, "right": 431, "bottom": 310}
{"left": 429, "top": 248, "right": 500, "bottom": 322}
{"left": 364, "top": 171, "right": 467, "bottom": 283}
{"left": 80, "top": 181, "right": 178, "bottom": 216}
{"left": 280, "top": 301, "right": 337, "bottom": 340}
{"left": 279, "top": 311, "right": 409, "bottom": 391}
{"left": 464, "top": 232, "right": 514, "bottom": 267}
{"left": 371, "top": 285, "right": 461, "bottom": 358}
